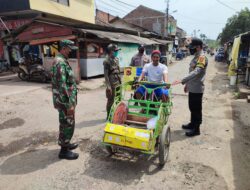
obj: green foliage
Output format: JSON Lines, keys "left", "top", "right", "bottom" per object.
{"left": 218, "top": 8, "right": 250, "bottom": 44}
{"left": 200, "top": 33, "right": 207, "bottom": 42}
{"left": 207, "top": 39, "right": 219, "bottom": 49}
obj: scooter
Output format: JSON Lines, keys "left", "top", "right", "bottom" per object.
{"left": 18, "top": 56, "right": 50, "bottom": 83}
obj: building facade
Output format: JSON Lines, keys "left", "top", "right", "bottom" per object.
{"left": 0, "top": 0, "right": 95, "bottom": 65}
{"left": 0, "top": 0, "right": 95, "bottom": 23}
{"left": 123, "top": 5, "right": 177, "bottom": 38}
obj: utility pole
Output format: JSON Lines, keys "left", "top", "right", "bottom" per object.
{"left": 164, "top": 0, "right": 169, "bottom": 38}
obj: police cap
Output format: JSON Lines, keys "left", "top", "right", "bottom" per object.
{"left": 138, "top": 44, "right": 145, "bottom": 50}
{"left": 190, "top": 38, "right": 203, "bottom": 47}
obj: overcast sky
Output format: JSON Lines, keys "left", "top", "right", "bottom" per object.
{"left": 95, "top": 0, "right": 250, "bottom": 40}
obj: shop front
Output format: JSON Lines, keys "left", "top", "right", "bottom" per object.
{"left": 14, "top": 21, "right": 81, "bottom": 83}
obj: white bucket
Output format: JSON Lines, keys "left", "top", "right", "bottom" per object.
{"left": 230, "top": 75, "right": 237, "bottom": 86}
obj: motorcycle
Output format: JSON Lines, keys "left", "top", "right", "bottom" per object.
{"left": 18, "top": 56, "right": 50, "bottom": 83}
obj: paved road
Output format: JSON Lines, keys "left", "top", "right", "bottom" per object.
{"left": 0, "top": 56, "right": 249, "bottom": 190}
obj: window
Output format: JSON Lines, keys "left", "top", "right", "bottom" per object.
{"left": 50, "top": 0, "right": 70, "bottom": 6}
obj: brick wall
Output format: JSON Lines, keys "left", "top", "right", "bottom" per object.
{"left": 123, "top": 5, "right": 175, "bottom": 37}
{"left": 95, "top": 9, "right": 115, "bottom": 25}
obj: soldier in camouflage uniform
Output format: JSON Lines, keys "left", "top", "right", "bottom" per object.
{"left": 51, "top": 40, "right": 79, "bottom": 160}
{"left": 172, "top": 38, "right": 208, "bottom": 137}
{"left": 103, "top": 44, "right": 121, "bottom": 119}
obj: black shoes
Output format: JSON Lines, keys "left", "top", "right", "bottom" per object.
{"left": 182, "top": 123, "right": 194, "bottom": 130}
{"left": 58, "top": 143, "right": 79, "bottom": 160}
{"left": 182, "top": 123, "right": 200, "bottom": 137}
{"left": 58, "top": 147, "right": 79, "bottom": 160}
{"left": 185, "top": 127, "right": 200, "bottom": 137}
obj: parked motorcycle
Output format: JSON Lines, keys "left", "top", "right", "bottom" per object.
{"left": 18, "top": 56, "right": 50, "bottom": 83}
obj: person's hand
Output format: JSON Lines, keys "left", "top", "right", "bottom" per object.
{"left": 172, "top": 80, "right": 181, "bottom": 86}
{"left": 67, "top": 106, "right": 75, "bottom": 116}
{"left": 184, "top": 85, "right": 188, "bottom": 93}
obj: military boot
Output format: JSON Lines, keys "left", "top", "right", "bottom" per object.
{"left": 65, "top": 143, "right": 78, "bottom": 150}
{"left": 185, "top": 125, "right": 200, "bottom": 137}
{"left": 58, "top": 147, "right": 79, "bottom": 160}
{"left": 182, "top": 123, "right": 194, "bottom": 130}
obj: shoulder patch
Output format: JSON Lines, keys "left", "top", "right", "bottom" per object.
{"left": 198, "top": 56, "right": 205, "bottom": 63}
{"left": 197, "top": 56, "right": 206, "bottom": 68}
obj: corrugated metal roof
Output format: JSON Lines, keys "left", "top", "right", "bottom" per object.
{"left": 29, "top": 35, "right": 76, "bottom": 45}
{"left": 81, "top": 29, "right": 159, "bottom": 45}
{"left": 127, "top": 34, "right": 160, "bottom": 45}
{"left": 153, "top": 38, "right": 173, "bottom": 44}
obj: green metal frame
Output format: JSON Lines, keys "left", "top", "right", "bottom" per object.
{"left": 105, "top": 81, "right": 173, "bottom": 154}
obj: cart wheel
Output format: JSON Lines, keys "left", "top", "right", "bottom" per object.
{"left": 159, "top": 126, "right": 171, "bottom": 166}
{"left": 105, "top": 146, "right": 114, "bottom": 155}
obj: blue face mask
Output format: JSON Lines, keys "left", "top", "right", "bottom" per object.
{"left": 113, "top": 51, "right": 119, "bottom": 57}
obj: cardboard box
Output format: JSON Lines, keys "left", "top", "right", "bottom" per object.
{"left": 103, "top": 123, "right": 153, "bottom": 151}
{"left": 103, "top": 133, "right": 125, "bottom": 146}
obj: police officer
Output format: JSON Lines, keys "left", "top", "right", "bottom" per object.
{"left": 172, "top": 38, "right": 208, "bottom": 137}
{"left": 130, "top": 44, "right": 150, "bottom": 67}
{"left": 103, "top": 44, "right": 121, "bottom": 119}
{"left": 51, "top": 40, "right": 79, "bottom": 160}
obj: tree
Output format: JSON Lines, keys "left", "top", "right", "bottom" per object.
{"left": 200, "top": 33, "right": 207, "bottom": 43}
{"left": 218, "top": 8, "right": 250, "bottom": 44}
{"left": 207, "top": 39, "right": 219, "bottom": 49}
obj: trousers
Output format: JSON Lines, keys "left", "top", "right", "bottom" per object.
{"left": 188, "top": 92, "right": 203, "bottom": 127}
{"left": 58, "top": 109, "right": 75, "bottom": 147}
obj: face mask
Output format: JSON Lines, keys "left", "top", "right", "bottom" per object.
{"left": 113, "top": 51, "right": 119, "bottom": 57}
{"left": 189, "top": 48, "right": 197, "bottom": 55}
{"left": 139, "top": 50, "right": 144, "bottom": 54}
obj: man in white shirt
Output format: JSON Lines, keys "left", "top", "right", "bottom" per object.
{"left": 135, "top": 50, "right": 169, "bottom": 102}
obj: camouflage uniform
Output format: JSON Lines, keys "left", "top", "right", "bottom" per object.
{"left": 103, "top": 56, "right": 121, "bottom": 117}
{"left": 51, "top": 54, "right": 77, "bottom": 147}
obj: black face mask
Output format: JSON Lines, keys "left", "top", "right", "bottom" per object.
{"left": 139, "top": 49, "right": 144, "bottom": 54}
{"left": 189, "top": 48, "right": 197, "bottom": 55}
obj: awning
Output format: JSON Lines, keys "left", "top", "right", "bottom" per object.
{"left": 29, "top": 35, "right": 76, "bottom": 45}
{"left": 127, "top": 34, "right": 160, "bottom": 45}
{"left": 81, "top": 29, "right": 159, "bottom": 45}
{"left": 153, "top": 38, "right": 173, "bottom": 45}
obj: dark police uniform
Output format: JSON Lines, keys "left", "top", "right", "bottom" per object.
{"left": 181, "top": 51, "right": 208, "bottom": 135}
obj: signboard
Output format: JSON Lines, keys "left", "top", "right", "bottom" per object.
{"left": 153, "top": 22, "right": 161, "bottom": 35}
{"left": 0, "top": 19, "right": 31, "bottom": 31}
{"left": 167, "top": 19, "right": 177, "bottom": 36}
{"left": 123, "top": 66, "right": 142, "bottom": 91}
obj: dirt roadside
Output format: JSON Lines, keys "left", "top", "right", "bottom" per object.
{"left": 0, "top": 56, "right": 249, "bottom": 190}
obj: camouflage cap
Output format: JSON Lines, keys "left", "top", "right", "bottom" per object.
{"left": 107, "top": 44, "right": 121, "bottom": 53}
{"left": 60, "top": 40, "right": 78, "bottom": 50}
